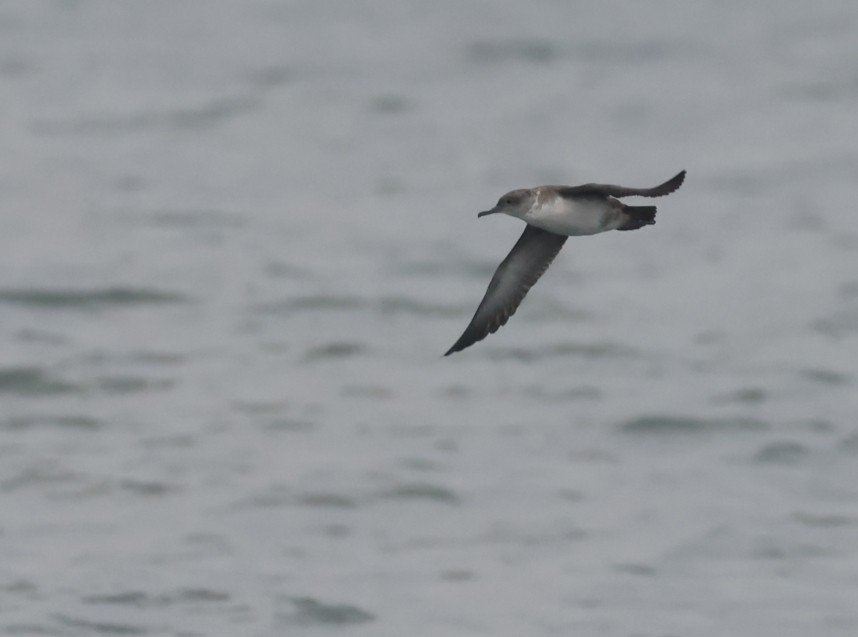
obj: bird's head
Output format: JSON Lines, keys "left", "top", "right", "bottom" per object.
{"left": 478, "top": 189, "right": 534, "bottom": 220}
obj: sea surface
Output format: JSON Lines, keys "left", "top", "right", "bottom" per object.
{"left": 2, "top": 1, "right": 858, "bottom": 635}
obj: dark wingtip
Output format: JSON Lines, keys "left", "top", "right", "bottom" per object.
{"left": 664, "top": 169, "right": 686, "bottom": 194}
{"left": 443, "top": 342, "right": 462, "bottom": 356}
{"left": 445, "top": 330, "right": 477, "bottom": 356}
{"left": 646, "top": 170, "right": 686, "bottom": 197}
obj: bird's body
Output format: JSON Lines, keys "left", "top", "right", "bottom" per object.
{"left": 524, "top": 189, "right": 627, "bottom": 235}
{"left": 445, "top": 170, "right": 686, "bottom": 356}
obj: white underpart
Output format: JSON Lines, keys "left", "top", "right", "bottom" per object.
{"left": 521, "top": 195, "right": 619, "bottom": 236}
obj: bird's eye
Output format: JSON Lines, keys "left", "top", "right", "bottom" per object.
{"left": 504, "top": 198, "right": 512, "bottom": 205}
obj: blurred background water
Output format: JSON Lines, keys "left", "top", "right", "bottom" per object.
{"left": 2, "top": 1, "right": 858, "bottom": 635}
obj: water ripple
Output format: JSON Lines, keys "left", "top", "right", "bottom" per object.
{"left": 376, "top": 296, "right": 460, "bottom": 317}
{"left": 793, "top": 511, "right": 857, "bottom": 528}
{"left": 32, "top": 96, "right": 258, "bottom": 137}
{"left": 118, "top": 479, "right": 179, "bottom": 497}
{"left": 4, "top": 623, "right": 62, "bottom": 636}
{"left": 52, "top": 613, "right": 147, "bottom": 635}
{"left": 465, "top": 38, "right": 561, "bottom": 65}
{"left": 619, "top": 414, "right": 768, "bottom": 435}
{"left": 256, "top": 294, "right": 459, "bottom": 317}
{"left": 256, "top": 295, "right": 363, "bottom": 314}
{"left": 715, "top": 387, "right": 768, "bottom": 405}
{"left": 2, "top": 414, "right": 101, "bottom": 430}
{"left": 489, "top": 341, "right": 639, "bottom": 362}
{"left": 285, "top": 597, "right": 375, "bottom": 626}
{"left": 0, "top": 367, "right": 80, "bottom": 395}
{"left": 134, "top": 209, "right": 247, "bottom": 230}
{"left": 753, "top": 441, "right": 810, "bottom": 464}
{"left": 84, "top": 588, "right": 230, "bottom": 608}
{"left": 304, "top": 342, "right": 365, "bottom": 362}
{"left": 378, "top": 482, "right": 461, "bottom": 505}
{"left": 0, "top": 287, "right": 190, "bottom": 310}
{"left": 813, "top": 309, "right": 858, "bottom": 338}
{"left": 369, "top": 93, "right": 413, "bottom": 114}
{"left": 297, "top": 492, "right": 359, "bottom": 509}
{"left": 799, "top": 368, "right": 852, "bottom": 386}
{"left": 245, "top": 65, "right": 295, "bottom": 89}
{"left": 96, "top": 376, "right": 174, "bottom": 395}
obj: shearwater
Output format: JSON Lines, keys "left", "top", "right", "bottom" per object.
{"left": 445, "top": 170, "right": 686, "bottom": 355}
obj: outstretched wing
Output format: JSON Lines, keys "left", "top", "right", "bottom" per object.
{"left": 558, "top": 170, "right": 686, "bottom": 200}
{"left": 445, "top": 225, "right": 567, "bottom": 356}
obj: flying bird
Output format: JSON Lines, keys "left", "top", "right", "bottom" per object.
{"left": 445, "top": 170, "right": 686, "bottom": 355}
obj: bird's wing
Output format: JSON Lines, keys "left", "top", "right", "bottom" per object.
{"left": 445, "top": 225, "right": 567, "bottom": 355}
{"left": 558, "top": 169, "right": 686, "bottom": 199}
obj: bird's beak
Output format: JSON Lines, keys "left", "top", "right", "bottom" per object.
{"left": 477, "top": 206, "right": 501, "bottom": 218}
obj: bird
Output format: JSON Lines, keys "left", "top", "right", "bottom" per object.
{"left": 445, "top": 170, "right": 686, "bottom": 355}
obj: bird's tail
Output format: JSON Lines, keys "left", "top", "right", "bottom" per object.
{"left": 618, "top": 205, "right": 656, "bottom": 231}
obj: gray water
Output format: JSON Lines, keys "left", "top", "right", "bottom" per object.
{"left": 2, "top": 1, "right": 858, "bottom": 635}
